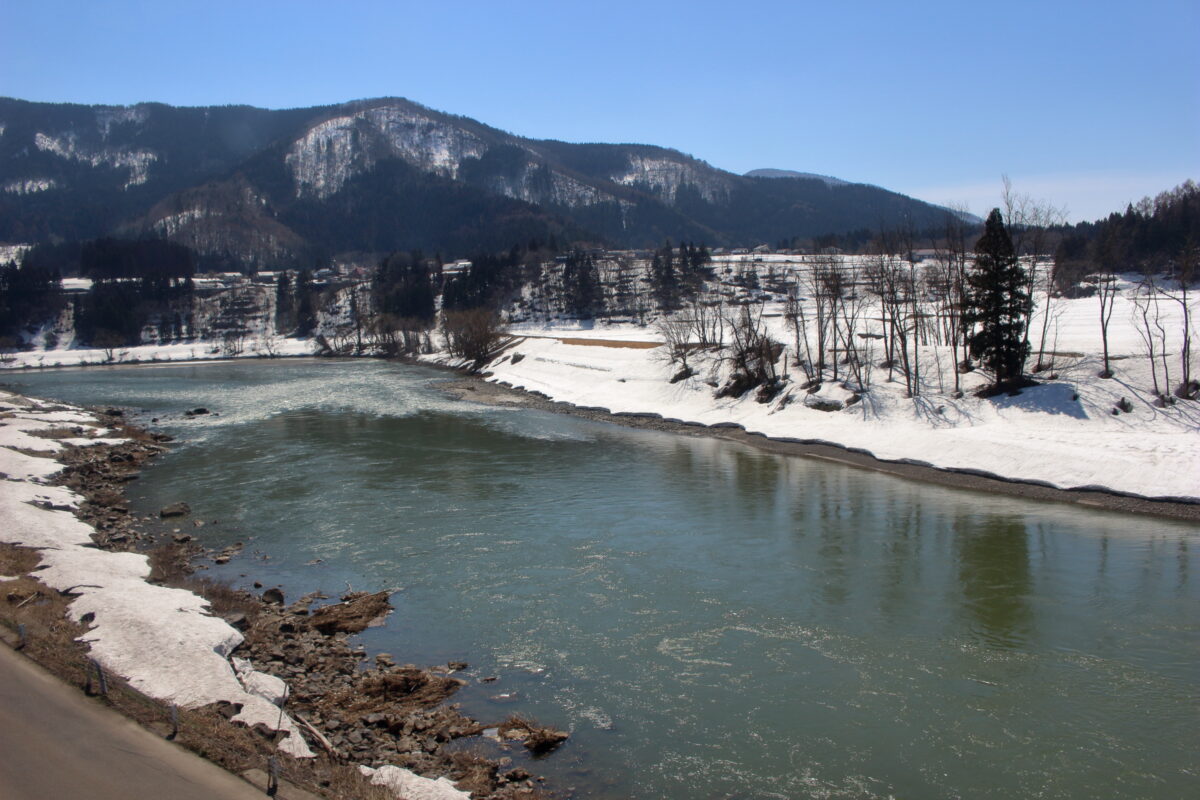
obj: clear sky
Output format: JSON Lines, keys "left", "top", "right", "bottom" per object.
{"left": 2, "top": 0, "right": 1196, "bottom": 222}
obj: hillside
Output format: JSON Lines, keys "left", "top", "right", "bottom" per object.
{"left": 1, "top": 97, "right": 959, "bottom": 267}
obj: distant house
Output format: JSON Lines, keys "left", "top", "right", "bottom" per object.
{"left": 752, "top": 244, "right": 772, "bottom": 254}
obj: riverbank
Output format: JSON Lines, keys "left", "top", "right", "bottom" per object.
{"left": 10, "top": 343, "right": 1198, "bottom": 520}
{"left": 435, "top": 372, "right": 1200, "bottom": 523}
{"left": 0, "top": 388, "right": 562, "bottom": 800}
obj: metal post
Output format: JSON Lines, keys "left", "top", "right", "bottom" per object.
{"left": 266, "top": 755, "right": 279, "bottom": 797}
{"left": 87, "top": 659, "right": 108, "bottom": 696}
{"left": 169, "top": 704, "right": 179, "bottom": 740}
{"left": 275, "top": 684, "right": 288, "bottom": 732}
{"left": 16, "top": 623, "right": 26, "bottom": 650}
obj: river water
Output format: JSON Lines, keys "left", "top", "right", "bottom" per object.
{"left": 6, "top": 359, "right": 1198, "bottom": 799}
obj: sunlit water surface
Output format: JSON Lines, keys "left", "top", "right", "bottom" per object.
{"left": 8, "top": 360, "right": 1198, "bottom": 799}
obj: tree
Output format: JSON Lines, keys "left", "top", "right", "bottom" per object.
{"left": 442, "top": 308, "right": 506, "bottom": 368}
{"left": 964, "top": 209, "right": 1031, "bottom": 388}
{"left": 561, "top": 250, "right": 601, "bottom": 317}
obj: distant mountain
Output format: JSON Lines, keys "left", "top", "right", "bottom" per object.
{"left": 0, "top": 97, "right": 964, "bottom": 268}
{"left": 744, "top": 168, "right": 850, "bottom": 187}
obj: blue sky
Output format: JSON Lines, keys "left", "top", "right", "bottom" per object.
{"left": 2, "top": 0, "right": 1196, "bottom": 222}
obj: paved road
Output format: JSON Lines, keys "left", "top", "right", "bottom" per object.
{"left": 0, "top": 643, "right": 266, "bottom": 800}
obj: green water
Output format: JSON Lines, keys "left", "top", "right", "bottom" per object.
{"left": 7, "top": 360, "right": 1198, "bottom": 799}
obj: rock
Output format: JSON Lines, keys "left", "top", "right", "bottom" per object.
{"left": 309, "top": 591, "right": 392, "bottom": 635}
{"left": 159, "top": 502, "right": 191, "bottom": 518}
{"left": 262, "top": 587, "right": 285, "bottom": 605}
{"left": 172, "top": 533, "right": 193, "bottom": 543}
{"left": 214, "top": 555, "right": 230, "bottom": 565}
{"left": 221, "top": 612, "right": 248, "bottom": 630}
{"left": 214, "top": 701, "right": 242, "bottom": 720}
{"left": 447, "top": 660, "right": 468, "bottom": 671}
{"left": 525, "top": 727, "right": 569, "bottom": 754}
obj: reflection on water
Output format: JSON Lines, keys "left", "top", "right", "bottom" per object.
{"left": 958, "top": 515, "right": 1032, "bottom": 648}
{"left": 7, "top": 360, "right": 1199, "bottom": 800}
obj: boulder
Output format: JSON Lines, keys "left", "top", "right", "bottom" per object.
{"left": 159, "top": 502, "right": 191, "bottom": 518}
{"left": 309, "top": 591, "right": 392, "bottom": 635}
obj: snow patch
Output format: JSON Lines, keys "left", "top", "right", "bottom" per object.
{"left": 4, "top": 178, "right": 57, "bottom": 194}
{"left": 34, "top": 131, "right": 157, "bottom": 188}
{"left": 0, "top": 390, "right": 314, "bottom": 758}
{"left": 358, "top": 765, "right": 471, "bottom": 800}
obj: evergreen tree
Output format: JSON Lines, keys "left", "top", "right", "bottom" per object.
{"left": 562, "top": 250, "right": 601, "bottom": 317}
{"left": 964, "top": 209, "right": 1030, "bottom": 388}
{"left": 295, "top": 269, "right": 317, "bottom": 337}
{"left": 275, "top": 272, "right": 295, "bottom": 334}
{"left": 650, "top": 244, "right": 679, "bottom": 310}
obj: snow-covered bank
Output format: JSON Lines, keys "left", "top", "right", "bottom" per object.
{"left": 1, "top": 337, "right": 317, "bottom": 370}
{"left": 0, "top": 389, "right": 313, "bottom": 757}
{"left": 428, "top": 298, "right": 1200, "bottom": 503}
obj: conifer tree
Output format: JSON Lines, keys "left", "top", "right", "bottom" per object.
{"left": 964, "top": 208, "right": 1030, "bottom": 388}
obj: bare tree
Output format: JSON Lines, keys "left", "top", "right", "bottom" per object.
{"left": 687, "top": 297, "right": 724, "bottom": 348}
{"left": 442, "top": 309, "right": 507, "bottom": 369}
{"left": 94, "top": 329, "right": 125, "bottom": 363}
{"left": 1027, "top": 202, "right": 1069, "bottom": 371}
{"left": 1131, "top": 275, "right": 1166, "bottom": 398}
{"left": 1161, "top": 239, "right": 1196, "bottom": 396}
{"left": 259, "top": 330, "right": 281, "bottom": 358}
{"left": 719, "top": 302, "right": 782, "bottom": 400}
{"left": 1094, "top": 269, "right": 1119, "bottom": 378}
{"left": 783, "top": 283, "right": 816, "bottom": 383}
{"left": 656, "top": 313, "right": 695, "bottom": 376}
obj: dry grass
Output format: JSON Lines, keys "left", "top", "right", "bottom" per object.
{"left": 557, "top": 336, "right": 660, "bottom": 349}
{"left": 0, "top": 544, "right": 395, "bottom": 800}
{"left": 28, "top": 426, "right": 94, "bottom": 440}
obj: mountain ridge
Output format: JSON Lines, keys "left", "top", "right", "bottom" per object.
{"left": 1, "top": 96, "right": 964, "bottom": 266}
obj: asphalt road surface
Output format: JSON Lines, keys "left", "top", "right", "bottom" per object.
{"left": 0, "top": 643, "right": 265, "bottom": 800}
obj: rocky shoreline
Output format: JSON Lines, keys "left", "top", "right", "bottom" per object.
{"left": 37, "top": 405, "right": 568, "bottom": 799}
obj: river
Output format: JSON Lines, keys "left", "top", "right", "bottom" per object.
{"left": 6, "top": 359, "right": 1198, "bottom": 799}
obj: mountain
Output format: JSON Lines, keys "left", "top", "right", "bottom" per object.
{"left": 744, "top": 168, "right": 850, "bottom": 187}
{"left": 0, "top": 96, "right": 963, "bottom": 268}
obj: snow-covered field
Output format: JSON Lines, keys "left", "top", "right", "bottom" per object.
{"left": 1, "top": 337, "right": 316, "bottom": 370}
{"left": 3, "top": 260, "right": 1197, "bottom": 503}
{"left": 447, "top": 275, "right": 1200, "bottom": 503}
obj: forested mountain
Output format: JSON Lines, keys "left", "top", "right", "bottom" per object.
{"left": 1, "top": 96, "right": 959, "bottom": 269}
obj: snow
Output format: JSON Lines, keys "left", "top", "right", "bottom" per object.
{"left": 358, "top": 765, "right": 470, "bottom": 800}
{"left": 432, "top": 274, "right": 1200, "bottom": 502}
{"left": 1, "top": 337, "right": 317, "bottom": 370}
{"left": 34, "top": 131, "right": 157, "bottom": 188}
{"left": 0, "top": 390, "right": 314, "bottom": 757}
